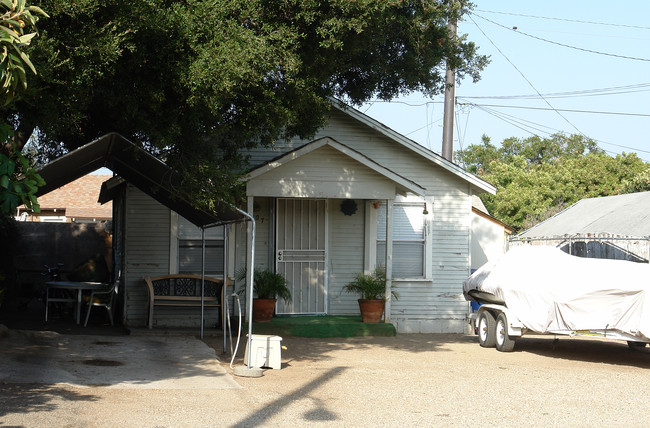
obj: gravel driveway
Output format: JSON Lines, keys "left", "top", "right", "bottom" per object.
{"left": 1, "top": 331, "right": 648, "bottom": 427}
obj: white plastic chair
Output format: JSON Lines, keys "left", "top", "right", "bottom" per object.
{"left": 84, "top": 281, "right": 118, "bottom": 327}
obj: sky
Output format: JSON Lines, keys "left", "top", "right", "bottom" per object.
{"left": 360, "top": 1, "right": 650, "bottom": 162}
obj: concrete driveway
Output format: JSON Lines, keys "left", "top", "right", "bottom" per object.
{"left": 0, "top": 326, "right": 240, "bottom": 390}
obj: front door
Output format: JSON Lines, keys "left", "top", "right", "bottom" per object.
{"left": 275, "top": 198, "right": 327, "bottom": 314}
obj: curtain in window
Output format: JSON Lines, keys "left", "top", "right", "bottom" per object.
{"left": 177, "top": 216, "right": 224, "bottom": 275}
{"left": 376, "top": 202, "right": 425, "bottom": 278}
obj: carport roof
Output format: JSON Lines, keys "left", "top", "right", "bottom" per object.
{"left": 518, "top": 191, "right": 650, "bottom": 238}
{"left": 35, "top": 133, "right": 246, "bottom": 227}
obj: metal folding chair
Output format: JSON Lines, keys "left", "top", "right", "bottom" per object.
{"left": 84, "top": 281, "right": 118, "bottom": 327}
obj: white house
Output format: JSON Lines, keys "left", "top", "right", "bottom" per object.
{"left": 34, "top": 101, "right": 496, "bottom": 334}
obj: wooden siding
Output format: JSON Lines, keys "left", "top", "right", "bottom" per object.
{"left": 252, "top": 197, "right": 271, "bottom": 270}
{"left": 247, "top": 145, "right": 398, "bottom": 199}
{"left": 244, "top": 109, "right": 475, "bottom": 332}
{"left": 123, "top": 185, "right": 170, "bottom": 326}
{"left": 123, "top": 185, "right": 220, "bottom": 328}
{"left": 327, "top": 199, "right": 365, "bottom": 315}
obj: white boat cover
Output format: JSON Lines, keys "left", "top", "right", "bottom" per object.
{"left": 463, "top": 245, "right": 650, "bottom": 341}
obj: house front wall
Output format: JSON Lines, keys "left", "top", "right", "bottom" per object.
{"left": 245, "top": 110, "right": 476, "bottom": 333}
{"left": 120, "top": 109, "right": 480, "bottom": 332}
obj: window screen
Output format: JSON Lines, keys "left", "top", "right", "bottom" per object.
{"left": 177, "top": 216, "right": 224, "bottom": 275}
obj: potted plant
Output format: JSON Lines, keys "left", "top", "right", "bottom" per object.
{"left": 343, "top": 266, "right": 398, "bottom": 323}
{"left": 236, "top": 268, "right": 291, "bottom": 322}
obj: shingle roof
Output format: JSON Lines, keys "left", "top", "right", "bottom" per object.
{"left": 519, "top": 192, "right": 650, "bottom": 238}
{"left": 35, "top": 174, "right": 113, "bottom": 219}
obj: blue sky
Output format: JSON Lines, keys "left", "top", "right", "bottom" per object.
{"left": 361, "top": 1, "right": 650, "bottom": 162}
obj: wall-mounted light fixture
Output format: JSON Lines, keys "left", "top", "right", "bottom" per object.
{"left": 422, "top": 203, "right": 429, "bottom": 215}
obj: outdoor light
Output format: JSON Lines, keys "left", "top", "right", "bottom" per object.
{"left": 422, "top": 203, "right": 429, "bottom": 215}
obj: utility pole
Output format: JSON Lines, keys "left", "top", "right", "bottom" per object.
{"left": 441, "top": 13, "right": 457, "bottom": 162}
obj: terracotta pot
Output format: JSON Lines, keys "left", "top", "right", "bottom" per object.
{"left": 252, "top": 298, "right": 277, "bottom": 322}
{"left": 358, "top": 299, "right": 385, "bottom": 323}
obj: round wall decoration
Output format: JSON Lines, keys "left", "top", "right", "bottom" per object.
{"left": 340, "top": 199, "right": 358, "bottom": 216}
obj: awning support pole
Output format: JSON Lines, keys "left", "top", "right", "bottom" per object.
{"left": 200, "top": 227, "right": 206, "bottom": 339}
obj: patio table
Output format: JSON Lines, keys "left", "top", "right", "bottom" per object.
{"left": 45, "top": 281, "right": 109, "bottom": 325}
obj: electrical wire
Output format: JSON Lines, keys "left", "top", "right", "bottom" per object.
{"left": 457, "top": 101, "right": 650, "bottom": 118}
{"left": 467, "top": 14, "right": 587, "bottom": 139}
{"left": 472, "top": 13, "right": 650, "bottom": 62}
{"left": 474, "top": 9, "right": 650, "bottom": 31}
{"left": 460, "top": 101, "right": 650, "bottom": 161}
{"left": 459, "top": 83, "right": 650, "bottom": 100}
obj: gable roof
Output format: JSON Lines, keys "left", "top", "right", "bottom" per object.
{"left": 330, "top": 99, "right": 496, "bottom": 195}
{"left": 35, "top": 133, "right": 246, "bottom": 227}
{"left": 246, "top": 137, "right": 426, "bottom": 196}
{"left": 519, "top": 192, "right": 650, "bottom": 238}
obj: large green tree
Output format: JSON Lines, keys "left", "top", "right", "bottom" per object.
{"left": 5, "top": 0, "right": 487, "bottom": 209}
{"left": 0, "top": 0, "right": 46, "bottom": 217}
{"left": 456, "top": 134, "right": 648, "bottom": 231}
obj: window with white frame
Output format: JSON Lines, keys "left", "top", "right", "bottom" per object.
{"left": 376, "top": 196, "right": 430, "bottom": 278}
{"left": 176, "top": 215, "right": 224, "bottom": 275}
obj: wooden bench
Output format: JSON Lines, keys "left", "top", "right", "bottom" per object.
{"left": 143, "top": 274, "right": 228, "bottom": 329}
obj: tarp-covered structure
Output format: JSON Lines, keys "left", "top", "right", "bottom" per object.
{"left": 464, "top": 245, "right": 650, "bottom": 341}
{"left": 33, "top": 133, "right": 250, "bottom": 338}
{"left": 36, "top": 132, "right": 246, "bottom": 228}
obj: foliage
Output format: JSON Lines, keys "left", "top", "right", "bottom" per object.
{"left": 0, "top": 0, "right": 48, "bottom": 105}
{"left": 236, "top": 268, "right": 291, "bottom": 303}
{"left": 0, "top": 0, "right": 46, "bottom": 218}
{"left": 456, "top": 133, "right": 647, "bottom": 232}
{"left": 343, "top": 266, "right": 398, "bottom": 301}
{"left": 0, "top": 121, "right": 44, "bottom": 215}
{"left": 5, "top": 0, "right": 487, "bottom": 209}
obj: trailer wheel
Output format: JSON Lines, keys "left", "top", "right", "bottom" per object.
{"left": 627, "top": 341, "right": 647, "bottom": 351}
{"left": 495, "top": 313, "right": 516, "bottom": 352}
{"left": 477, "top": 311, "right": 496, "bottom": 348}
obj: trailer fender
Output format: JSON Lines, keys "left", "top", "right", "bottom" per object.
{"left": 476, "top": 305, "right": 524, "bottom": 337}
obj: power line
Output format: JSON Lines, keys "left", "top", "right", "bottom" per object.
{"left": 456, "top": 101, "right": 650, "bottom": 118}
{"left": 472, "top": 13, "right": 650, "bottom": 62}
{"left": 460, "top": 83, "right": 650, "bottom": 100}
{"left": 462, "top": 103, "right": 650, "bottom": 161}
{"left": 467, "top": 15, "right": 587, "bottom": 138}
{"left": 474, "top": 9, "right": 650, "bottom": 31}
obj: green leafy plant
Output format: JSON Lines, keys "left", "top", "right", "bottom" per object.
{"left": 236, "top": 268, "right": 291, "bottom": 303}
{"left": 0, "top": 0, "right": 48, "bottom": 104}
{"left": 343, "top": 266, "right": 398, "bottom": 301}
{"left": 0, "top": 131, "right": 45, "bottom": 216}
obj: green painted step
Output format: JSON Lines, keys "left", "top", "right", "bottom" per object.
{"left": 241, "top": 315, "right": 396, "bottom": 338}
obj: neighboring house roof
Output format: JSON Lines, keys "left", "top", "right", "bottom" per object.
{"left": 246, "top": 137, "right": 426, "bottom": 196}
{"left": 31, "top": 174, "right": 113, "bottom": 220}
{"left": 330, "top": 100, "right": 496, "bottom": 195}
{"left": 519, "top": 192, "right": 650, "bottom": 238}
{"left": 35, "top": 133, "right": 246, "bottom": 227}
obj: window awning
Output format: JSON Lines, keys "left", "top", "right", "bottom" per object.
{"left": 35, "top": 133, "right": 246, "bottom": 227}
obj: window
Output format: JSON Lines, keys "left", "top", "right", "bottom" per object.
{"left": 375, "top": 197, "right": 430, "bottom": 278}
{"left": 176, "top": 215, "right": 224, "bottom": 275}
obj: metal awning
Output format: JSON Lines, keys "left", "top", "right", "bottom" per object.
{"left": 35, "top": 133, "right": 245, "bottom": 227}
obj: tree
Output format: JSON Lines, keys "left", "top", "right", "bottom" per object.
{"left": 0, "top": 0, "right": 47, "bottom": 217}
{"left": 6, "top": 0, "right": 487, "bottom": 208}
{"left": 457, "top": 134, "right": 648, "bottom": 231}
